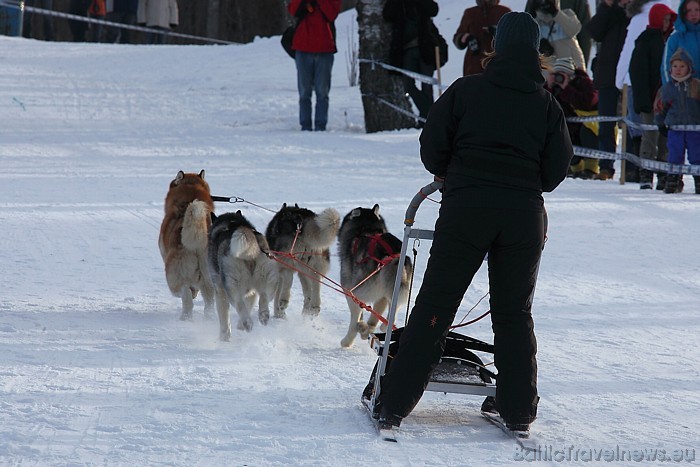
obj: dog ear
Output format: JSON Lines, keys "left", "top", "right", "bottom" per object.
{"left": 210, "top": 212, "right": 217, "bottom": 223}
{"left": 174, "top": 171, "right": 185, "bottom": 185}
{"left": 236, "top": 210, "right": 242, "bottom": 216}
{"left": 199, "top": 169, "right": 205, "bottom": 180}
{"left": 372, "top": 204, "right": 380, "bottom": 217}
{"left": 350, "top": 208, "right": 361, "bottom": 218}
{"left": 295, "top": 203, "right": 299, "bottom": 208}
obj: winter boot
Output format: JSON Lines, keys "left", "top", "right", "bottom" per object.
{"left": 639, "top": 169, "right": 653, "bottom": 190}
{"left": 481, "top": 396, "right": 498, "bottom": 415}
{"left": 694, "top": 176, "right": 700, "bottom": 194}
{"left": 625, "top": 164, "right": 640, "bottom": 183}
{"left": 664, "top": 175, "right": 683, "bottom": 193}
{"left": 656, "top": 173, "right": 667, "bottom": 191}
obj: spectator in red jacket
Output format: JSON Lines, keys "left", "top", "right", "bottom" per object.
{"left": 288, "top": 0, "right": 341, "bottom": 131}
{"left": 453, "top": 0, "right": 511, "bottom": 76}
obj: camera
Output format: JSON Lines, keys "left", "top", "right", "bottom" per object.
{"left": 553, "top": 72, "right": 566, "bottom": 84}
{"left": 467, "top": 36, "right": 481, "bottom": 54}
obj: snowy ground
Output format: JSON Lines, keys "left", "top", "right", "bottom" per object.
{"left": 1, "top": 1, "right": 699, "bottom": 465}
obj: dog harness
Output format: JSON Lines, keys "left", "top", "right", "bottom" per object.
{"left": 352, "top": 233, "right": 400, "bottom": 266}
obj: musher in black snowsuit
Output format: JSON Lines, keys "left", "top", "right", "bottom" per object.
{"left": 374, "top": 11, "right": 573, "bottom": 433}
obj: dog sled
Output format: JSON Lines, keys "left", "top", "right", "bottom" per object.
{"left": 363, "top": 180, "right": 496, "bottom": 416}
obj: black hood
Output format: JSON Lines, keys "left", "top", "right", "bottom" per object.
{"left": 484, "top": 47, "right": 545, "bottom": 92}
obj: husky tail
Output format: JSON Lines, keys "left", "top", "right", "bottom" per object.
{"left": 304, "top": 208, "right": 341, "bottom": 249}
{"left": 229, "top": 227, "right": 267, "bottom": 260}
{"left": 181, "top": 200, "right": 212, "bottom": 251}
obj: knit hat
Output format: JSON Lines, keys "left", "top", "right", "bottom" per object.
{"left": 670, "top": 47, "right": 694, "bottom": 71}
{"left": 552, "top": 57, "right": 576, "bottom": 75}
{"left": 494, "top": 11, "right": 541, "bottom": 54}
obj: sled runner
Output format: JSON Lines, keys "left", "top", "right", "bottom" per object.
{"left": 363, "top": 181, "right": 497, "bottom": 421}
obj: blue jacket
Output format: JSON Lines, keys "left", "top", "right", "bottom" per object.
{"left": 655, "top": 77, "right": 700, "bottom": 125}
{"left": 662, "top": 0, "right": 700, "bottom": 83}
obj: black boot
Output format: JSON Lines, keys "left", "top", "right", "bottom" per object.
{"left": 625, "top": 165, "right": 640, "bottom": 183}
{"left": 656, "top": 173, "right": 667, "bottom": 191}
{"left": 640, "top": 170, "right": 653, "bottom": 189}
{"left": 694, "top": 176, "right": 700, "bottom": 194}
{"left": 664, "top": 174, "right": 682, "bottom": 193}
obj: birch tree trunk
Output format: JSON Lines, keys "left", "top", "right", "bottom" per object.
{"left": 356, "top": 0, "right": 416, "bottom": 133}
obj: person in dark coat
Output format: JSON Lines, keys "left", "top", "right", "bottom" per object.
{"left": 22, "top": 0, "right": 54, "bottom": 41}
{"left": 452, "top": 0, "right": 511, "bottom": 76}
{"left": 586, "top": 0, "right": 630, "bottom": 180}
{"left": 630, "top": 3, "right": 677, "bottom": 189}
{"left": 372, "top": 11, "right": 573, "bottom": 435}
{"left": 106, "top": 0, "right": 139, "bottom": 44}
{"left": 383, "top": 0, "right": 444, "bottom": 120}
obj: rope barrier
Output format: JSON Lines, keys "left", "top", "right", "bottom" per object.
{"left": 362, "top": 93, "right": 426, "bottom": 124}
{"left": 0, "top": 0, "right": 236, "bottom": 45}
{"left": 567, "top": 114, "right": 700, "bottom": 132}
{"left": 573, "top": 146, "right": 700, "bottom": 175}
{"left": 358, "top": 58, "right": 449, "bottom": 89}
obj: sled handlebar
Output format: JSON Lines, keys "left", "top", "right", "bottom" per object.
{"left": 404, "top": 180, "right": 443, "bottom": 226}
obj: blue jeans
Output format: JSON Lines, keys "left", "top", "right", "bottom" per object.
{"left": 295, "top": 51, "right": 334, "bottom": 131}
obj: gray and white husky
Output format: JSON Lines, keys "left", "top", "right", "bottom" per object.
{"left": 265, "top": 203, "right": 340, "bottom": 318}
{"left": 338, "top": 204, "right": 413, "bottom": 348}
{"left": 208, "top": 210, "right": 278, "bottom": 341}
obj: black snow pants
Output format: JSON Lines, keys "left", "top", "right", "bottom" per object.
{"left": 377, "top": 188, "right": 544, "bottom": 425}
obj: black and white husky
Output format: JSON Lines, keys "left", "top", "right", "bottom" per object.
{"left": 265, "top": 203, "right": 340, "bottom": 318}
{"left": 338, "top": 204, "right": 413, "bottom": 348}
{"left": 208, "top": 210, "right": 278, "bottom": 341}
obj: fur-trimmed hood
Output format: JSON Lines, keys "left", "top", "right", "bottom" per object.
{"left": 673, "top": 0, "right": 700, "bottom": 33}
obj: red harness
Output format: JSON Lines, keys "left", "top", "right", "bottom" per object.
{"left": 352, "top": 233, "right": 400, "bottom": 267}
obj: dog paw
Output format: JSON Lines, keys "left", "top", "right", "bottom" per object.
{"left": 340, "top": 335, "right": 355, "bottom": 348}
{"left": 273, "top": 310, "right": 287, "bottom": 320}
{"left": 302, "top": 306, "right": 320, "bottom": 317}
{"left": 179, "top": 311, "right": 193, "bottom": 321}
{"left": 259, "top": 310, "right": 270, "bottom": 326}
{"left": 219, "top": 330, "right": 231, "bottom": 342}
{"left": 237, "top": 318, "right": 253, "bottom": 332}
{"left": 358, "top": 321, "right": 370, "bottom": 339}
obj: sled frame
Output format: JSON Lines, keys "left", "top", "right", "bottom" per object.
{"left": 369, "top": 181, "right": 496, "bottom": 410}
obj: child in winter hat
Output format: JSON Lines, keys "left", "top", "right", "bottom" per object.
{"left": 552, "top": 57, "right": 576, "bottom": 76}
{"left": 655, "top": 48, "right": 700, "bottom": 193}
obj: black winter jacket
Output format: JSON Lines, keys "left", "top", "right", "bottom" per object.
{"left": 629, "top": 28, "right": 664, "bottom": 113}
{"left": 586, "top": 1, "right": 629, "bottom": 89}
{"left": 383, "top": 0, "right": 440, "bottom": 68}
{"left": 419, "top": 47, "right": 572, "bottom": 211}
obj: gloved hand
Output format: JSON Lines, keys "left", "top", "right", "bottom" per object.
{"left": 486, "top": 25, "right": 497, "bottom": 36}
{"left": 467, "top": 36, "right": 480, "bottom": 54}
